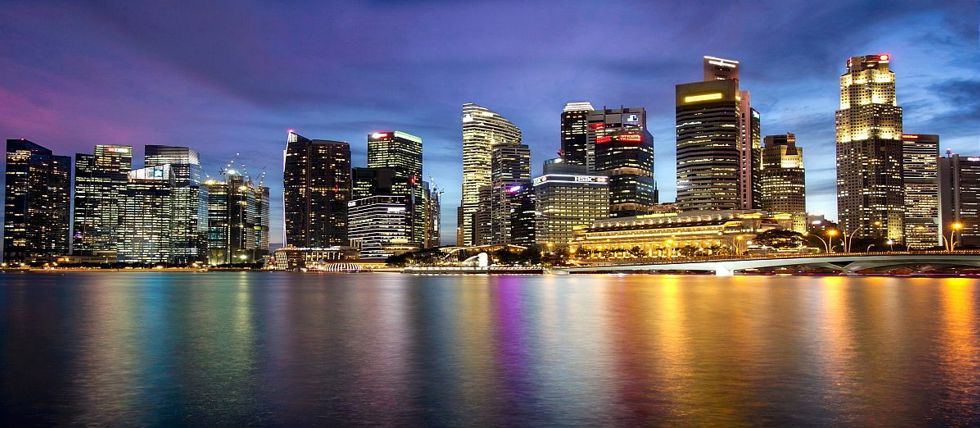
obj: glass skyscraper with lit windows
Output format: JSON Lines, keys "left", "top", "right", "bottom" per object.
{"left": 205, "top": 171, "right": 269, "bottom": 264}
{"left": 118, "top": 165, "right": 175, "bottom": 264}
{"left": 836, "top": 54, "right": 904, "bottom": 242}
{"left": 283, "top": 131, "right": 351, "bottom": 248}
{"left": 587, "top": 107, "right": 656, "bottom": 217}
{"left": 72, "top": 144, "right": 133, "bottom": 257}
{"left": 560, "top": 101, "right": 594, "bottom": 166}
{"left": 367, "top": 131, "right": 425, "bottom": 247}
{"left": 760, "top": 134, "right": 807, "bottom": 233}
{"left": 902, "top": 134, "right": 940, "bottom": 249}
{"left": 3, "top": 139, "right": 71, "bottom": 263}
{"left": 144, "top": 145, "right": 208, "bottom": 264}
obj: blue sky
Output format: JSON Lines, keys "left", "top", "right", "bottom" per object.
{"left": 1, "top": 0, "right": 978, "bottom": 244}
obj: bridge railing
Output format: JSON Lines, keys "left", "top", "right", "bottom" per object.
{"left": 575, "top": 250, "right": 980, "bottom": 268}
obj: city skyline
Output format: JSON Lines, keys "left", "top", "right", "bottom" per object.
{"left": 1, "top": 1, "right": 978, "bottom": 244}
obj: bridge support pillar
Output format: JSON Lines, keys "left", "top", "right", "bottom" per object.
{"left": 714, "top": 265, "right": 734, "bottom": 276}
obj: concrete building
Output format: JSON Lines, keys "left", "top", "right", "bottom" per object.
{"left": 533, "top": 173, "right": 609, "bottom": 247}
{"left": 939, "top": 152, "right": 980, "bottom": 248}
{"left": 760, "top": 134, "right": 807, "bottom": 233}
{"left": 902, "top": 134, "right": 940, "bottom": 249}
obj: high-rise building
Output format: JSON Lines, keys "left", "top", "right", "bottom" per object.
{"left": 484, "top": 143, "right": 531, "bottom": 245}
{"left": 507, "top": 183, "right": 536, "bottom": 247}
{"left": 422, "top": 181, "right": 442, "bottom": 248}
{"left": 560, "top": 101, "right": 594, "bottom": 166}
{"left": 533, "top": 173, "right": 609, "bottom": 247}
{"left": 587, "top": 107, "right": 656, "bottom": 217}
{"left": 902, "top": 134, "right": 940, "bottom": 249}
{"left": 740, "top": 103, "right": 762, "bottom": 209}
{"left": 703, "top": 55, "right": 740, "bottom": 81}
{"left": 144, "top": 145, "right": 208, "bottom": 264}
{"left": 3, "top": 139, "right": 71, "bottom": 263}
{"left": 348, "top": 195, "right": 415, "bottom": 260}
{"left": 283, "top": 131, "right": 351, "bottom": 248}
{"left": 760, "top": 134, "right": 807, "bottom": 233}
{"left": 460, "top": 103, "right": 521, "bottom": 246}
{"left": 367, "top": 131, "right": 422, "bottom": 178}
{"left": 836, "top": 54, "right": 904, "bottom": 242}
{"left": 939, "top": 152, "right": 980, "bottom": 248}
{"left": 204, "top": 171, "right": 269, "bottom": 264}
{"left": 73, "top": 144, "right": 133, "bottom": 258}
{"left": 118, "top": 165, "right": 174, "bottom": 264}
{"left": 675, "top": 78, "right": 740, "bottom": 212}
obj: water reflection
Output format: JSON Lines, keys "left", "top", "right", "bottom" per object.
{"left": 0, "top": 273, "right": 977, "bottom": 425}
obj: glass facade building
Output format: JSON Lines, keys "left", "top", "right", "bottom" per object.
{"left": 939, "top": 153, "right": 980, "bottom": 248}
{"left": 902, "top": 134, "right": 940, "bottom": 249}
{"left": 367, "top": 131, "right": 424, "bottom": 246}
{"left": 348, "top": 195, "right": 415, "bottom": 260}
{"left": 460, "top": 103, "right": 521, "bottom": 246}
{"left": 283, "top": 131, "right": 351, "bottom": 248}
{"left": 118, "top": 165, "right": 174, "bottom": 264}
{"left": 205, "top": 172, "right": 270, "bottom": 264}
{"left": 3, "top": 139, "right": 71, "bottom": 263}
{"left": 533, "top": 173, "right": 610, "bottom": 247}
{"left": 144, "top": 145, "right": 208, "bottom": 263}
{"left": 760, "top": 134, "right": 807, "bottom": 233}
{"left": 72, "top": 144, "right": 133, "bottom": 257}
{"left": 560, "top": 101, "right": 594, "bottom": 166}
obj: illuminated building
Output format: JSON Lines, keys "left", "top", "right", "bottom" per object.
{"left": 144, "top": 145, "right": 207, "bottom": 264}
{"left": 118, "top": 165, "right": 174, "bottom": 264}
{"left": 835, "top": 54, "right": 904, "bottom": 242}
{"left": 348, "top": 195, "right": 416, "bottom": 260}
{"left": 460, "top": 103, "right": 521, "bottom": 246}
{"left": 283, "top": 131, "right": 351, "bottom": 247}
{"left": 587, "top": 107, "right": 656, "bottom": 217}
{"left": 2, "top": 139, "right": 71, "bottom": 263}
{"left": 204, "top": 171, "right": 269, "bottom": 264}
{"left": 901, "top": 134, "right": 940, "bottom": 249}
{"left": 560, "top": 101, "right": 594, "bottom": 166}
{"left": 485, "top": 143, "right": 531, "bottom": 245}
{"left": 507, "top": 183, "right": 536, "bottom": 246}
{"left": 422, "top": 182, "right": 441, "bottom": 248}
{"left": 571, "top": 210, "right": 794, "bottom": 259}
{"left": 533, "top": 173, "right": 609, "bottom": 247}
{"left": 72, "top": 144, "right": 133, "bottom": 258}
{"left": 676, "top": 72, "right": 740, "bottom": 212}
{"left": 939, "top": 152, "right": 980, "bottom": 248}
{"left": 271, "top": 246, "right": 359, "bottom": 270}
{"left": 368, "top": 131, "right": 425, "bottom": 245}
{"left": 760, "top": 134, "right": 807, "bottom": 233}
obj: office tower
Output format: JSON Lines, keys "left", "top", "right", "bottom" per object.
{"left": 533, "top": 172, "right": 609, "bottom": 247}
{"left": 118, "top": 165, "right": 174, "bottom": 264}
{"left": 283, "top": 131, "right": 351, "bottom": 247}
{"left": 2, "top": 139, "right": 71, "bottom": 263}
{"left": 543, "top": 157, "right": 586, "bottom": 175}
{"left": 144, "top": 145, "right": 207, "bottom": 264}
{"left": 741, "top": 104, "right": 762, "bottom": 209}
{"left": 675, "top": 78, "right": 740, "bottom": 212}
{"left": 507, "top": 184, "right": 536, "bottom": 246}
{"left": 836, "top": 54, "right": 904, "bottom": 242}
{"left": 760, "top": 134, "right": 807, "bottom": 233}
{"left": 939, "top": 152, "right": 980, "bottom": 248}
{"left": 422, "top": 181, "right": 442, "bottom": 248}
{"left": 902, "top": 134, "right": 941, "bottom": 249}
{"left": 73, "top": 144, "right": 133, "bottom": 257}
{"left": 204, "top": 171, "right": 269, "bottom": 264}
{"left": 587, "top": 107, "right": 656, "bottom": 217}
{"left": 560, "top": 101, "right": 594, "bottom": 166}
{"left": 460, "top": 103, "right": 521, "bottom": 246}
{"left": 703, "top": 55, "right": 739, "bottom": 81}
{"left": 367, "top": 131, "right": 425, "bottom": 246}
{"left": 485, "top": 143, "right": 531, "bottom": 244}
{"left": 348, "top": 195, "right": 415, "bottom": 260}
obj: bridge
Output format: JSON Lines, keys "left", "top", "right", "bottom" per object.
{"left": 562, "top": 253, "right": 980, "bottom": 276}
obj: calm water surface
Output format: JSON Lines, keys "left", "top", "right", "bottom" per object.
{"left": 0, "top": 272, "right": 978, "bottom": 426}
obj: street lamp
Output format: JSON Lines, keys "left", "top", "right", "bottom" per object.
{"left": 826, "top": 229, "right": 839, "bottom": 254}
{"left": 887, "top": 239, "right": 894, "bottom": 252}
{"left": 946, "top": 221, "right": 964, "bottom": 252}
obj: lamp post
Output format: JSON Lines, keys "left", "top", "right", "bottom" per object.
{"left": 946, "top": 221, "right": 964, "bottom": 252}
{"left": 826, "top": 229, "right": 839, "bottom": 254}
{"left": 887, "top": 239, "right": 894, "bottom": 252}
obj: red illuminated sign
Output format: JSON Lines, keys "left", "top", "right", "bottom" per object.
{"left": 589, "top": 123, "right": 605, "bottom": 130}
{"left": 596, "top": 136, "right": 612, "bottom": 144}
{"left": 617, "top": 134, "right": 643, "bottom": 142}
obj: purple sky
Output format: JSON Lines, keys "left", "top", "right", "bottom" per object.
{"left": 2, "top": 0, "right": 978, "bottom": 244}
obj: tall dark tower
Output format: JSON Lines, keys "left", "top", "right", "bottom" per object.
{"left": 560, "top": 101, "right": 594, "bottom": 166}
{"left": 587, "top": 107, "right": 656, "bottom": 217}
{"left": 3, "top": 139, "right": 71, "bottom": 263}
{"left": 283, "top": 130, "right": 351, "bottom": 248}
{"left": 835, "top": 54, "right": 904, "bottom": 242}
{"left": 367, "top": 131, "right": 424, "bottom": 246}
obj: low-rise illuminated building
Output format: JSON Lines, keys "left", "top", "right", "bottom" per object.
{"left": 533, "top": 172, "right": 609, "bottom": 247}
{"left": 271, "top": 246, "right": 359, "bottom": 270}
{"left": 571, "top": 210, "right": 793, "bottom": 259}
{"left": 348, "top": 195, "right": 417, "bottom": 260}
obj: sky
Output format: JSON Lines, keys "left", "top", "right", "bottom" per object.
{"left": 1, "top": 0, "right": 978, "bottom": 245}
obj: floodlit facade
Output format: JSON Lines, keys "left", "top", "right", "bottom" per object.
{"left": 571, "top": 210, "right": 794, "bottom": 259}
{"left": 118, "top": 165, "right": 174, "bottom": 264}
{"left": 939, "top": 153, "right": 980, "bottom": 248}
{"left": 283, "top": 131, "right": 351, "bottom": 248}
{"left": 72, "top": 144, "right": 133, "bottom": 258}
{"left": 760, "top": 134, "right": 807, "bottom": 233}
{"left": 835, "top": 54, "right": 904, "bottom": 242}
{"left": 533, "top": 173, "right": 609, "bottom": 247}
{"left": 902, "top": 134, "right": 941, "bottom": 249}
{"left": 348, "top": 195, "right": 416, "bottom": 260}
{"left": 2, "top": 139, "right": 71, "bottom": 263}
{"left": 460, "top": 103, "right": 521, "bottom": 246}
{"left": 560, "top": 101, "right": 594, "bottom": 166}
{"left": 144, "top": 145, "right": 208, "bottom": 264}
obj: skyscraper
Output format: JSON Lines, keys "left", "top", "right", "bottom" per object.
{"left": 367, "top": 131, "right": 424, "bottom": 246}
{"left": 760, "top": 134, "right": 807, "bottom": 233}
{"left": 3, "top": 139, "right": 71, "bottom": 263}
{"left": 283, "top": 131, "right": 351, "bottom": 248}
{"left": 560, "top": 101, "right": 594, "bottom": 166}
{"left": 144, "top": 145, "right": 208, "bottom": 264}
{"left": 939, "top": 152, "right": 980, "bottom": 248}
{"left": 534, "top": 172, "right": 609, "bottom": 247}
{"left": 118, "top": 165, "right": 174, "bottom": 264}
{"left": 484, "top": 143, "right": 531, "bottom": 245}
{"left": 587, "top": 107, "right": 656, "bottom": 217}
{"left": 460, "top": 103, "right": 521, "bottom": 246}
{"left": 675, "top": 78, "right": 740, "bottom": 212}
{"left": 348, "top": 195, "right": 415, "bottom": 260}
{"left": 422, "top": 181, "right": 442, "bottom": 248}
{"left": 836, "top": 54, "right": 904, "bottom": 242}
{"left": 73, "top": 144, "right": 133, "bottom": 257}
{"left": 204, "top": 171, "right": 270, "bottom": 264}
{"left": 902, "top": 134, "right": 940, "bottom": 249}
